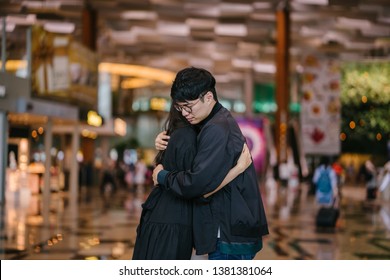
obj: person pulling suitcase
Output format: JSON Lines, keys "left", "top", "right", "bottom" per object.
{"left": 312, "top": 157, "right": 339, "bottom": 229}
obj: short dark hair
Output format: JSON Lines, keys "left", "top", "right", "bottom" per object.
{"left": 320, "top": 156, "right": 330, "bottom": 167}
{"left": 171, "top": 67, "right": 217, "bottom": 102}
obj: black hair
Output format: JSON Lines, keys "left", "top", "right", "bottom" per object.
{"left": 170, "top": 66, "right": 218, "bottom": 102}
{"left": 154, "top": 103, "right": 189, "bottom": 165}
{"left": 320, "top": 156, "right": 330, "bottom": 167}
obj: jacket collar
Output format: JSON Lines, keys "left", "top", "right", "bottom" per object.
{"left": 196, "top": 102, "right": 222, "bottom": 130}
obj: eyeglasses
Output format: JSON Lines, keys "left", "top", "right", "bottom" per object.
{"left": 174, "top": 91, "right": 207, "bottom": 113}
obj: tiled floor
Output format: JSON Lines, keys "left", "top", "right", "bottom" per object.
{"left": 1, "top": 181, "right": 390, "bottom": 260}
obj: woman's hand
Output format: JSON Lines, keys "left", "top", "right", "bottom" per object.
{"left": 155, "top": 131, "right": 170, "bottom": 151}
{"left": 236, "top": 143, "right": 252, "bottom": 173}
{"left": 153, "top": 164, "right": 164, "bottom": 185}
{"left": 203, "top": 143, "right": 252, "bottom": 198}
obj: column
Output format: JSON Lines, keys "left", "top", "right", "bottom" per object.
{"left": 275, "top": 0, "right": 290, "bottom": 164}
{"left": 43, "top": 118, "right": 53, "bottom": 226}
{"left": 1, "top": 17, "right": 6, "bottom": 72}
{"left": 82, "top": 3, "right": 97, "bottom": 51}
{"left": 0, "top": 110, "right": 8, "bottom": 204}
{"left": 26, "top": 27, "right": 32, "bottom": 79}
{"left": 1, "top": 19, "right": 7, "bottom": 204}
{"left": 69, "top": 124, "right": 80, "bottom": 205}
{"left": 68, "top": 124, "right": 79, "bottom": 249}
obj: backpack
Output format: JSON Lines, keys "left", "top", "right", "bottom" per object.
{"left": 316, "top": 169, "right": 333, "bottom": 205}
{"left": 317, "top": 169, "right": 332, "bottom": 193}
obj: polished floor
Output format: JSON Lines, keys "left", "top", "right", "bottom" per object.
{"left": 1, "top": 180, "right": 390, "bottom": 260}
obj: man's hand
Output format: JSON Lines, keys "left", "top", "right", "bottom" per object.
{"left": 155, "top": 131, "right": 170, "bottom": 151}
{"left": 236, "top": 143, "right": 252, "bottom": 172}
{"left": 153, "top": 164, "right": 164, "bottom": 185}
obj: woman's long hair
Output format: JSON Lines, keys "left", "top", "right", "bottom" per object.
{"left": 154, "top": 103, "right": 189, "bottom": 165}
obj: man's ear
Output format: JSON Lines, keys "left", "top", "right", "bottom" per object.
{"left": 205, "top": 91, "right": 213, "bottom": 103}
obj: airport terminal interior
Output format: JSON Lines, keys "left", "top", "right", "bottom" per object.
{"left": 1, "top": 180, "right": 390, "bottom": 260}
{"left": 1, "top": 0, "right": 390, "bottom": 260}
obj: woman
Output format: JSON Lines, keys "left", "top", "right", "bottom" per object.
{"left": 132, "top": 104, "right": 251, "bottom": 260}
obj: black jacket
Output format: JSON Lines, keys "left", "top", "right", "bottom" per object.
{"left": 161, "top": 103, "right": 269, "bottom": 255}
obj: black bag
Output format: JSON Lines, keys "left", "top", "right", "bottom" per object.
{"left": 316, "top": 207, "right": 339, "bottom": 228}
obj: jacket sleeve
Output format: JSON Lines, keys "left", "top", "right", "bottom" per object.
{"left": 161, "top": 123, "right": 237, "bottom": 199}
{"left": 312, "top": 168, "right": 320, "bottom": 184}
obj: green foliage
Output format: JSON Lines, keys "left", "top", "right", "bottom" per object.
{"left": 341, "top": 62, "right": 390, "bottom": 105}
{"left": 342, "top": 104, "right": 389, "bottom": 140}
{"left": 340, "top": 62, "right": 390, "bottom": 154}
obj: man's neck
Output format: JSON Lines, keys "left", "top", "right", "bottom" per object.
{"left": 197, "top": 101, "right": 222, "bottom": 129}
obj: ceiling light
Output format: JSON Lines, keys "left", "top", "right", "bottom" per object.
{"left": 133, "top": 26, "right": 157, "bottom": 36}
{"left": 229, "top": 72, "right": 244, "bottom": 80}
{"left": 250, "top": 12, "right": 275, "bottom": 21}
{"left": 220, "top": 3, "right": 253, "bottom": 15}
{"left": 121, "top": 78, "right": 155, "bottom": 89}
{"left": 253, "top": 2, "right": 273, "bottom": 9}
{"left": 253, "top": 62, "right": 276, "bottom": 74}
{"left": 157, "top": 21, "right": 189, "bottom": 36}
{"left": 214, "top": 74, "right": 231, "bottom": 83}
{"left": 215, "top": 24, "right": 247, "bottom": 37}
{"left": 189, "top": 41, "right": 216, "bottom": 54}
{"left": 109, "top": 30, "right": 137, "bottom": 44}
{"left": 188, "top": 57, "right": 213, "bottom": 69}
{"left": 291, "top": 13, "right": 324, "bottom": 22}
{"left": 99, "top": 63, "right": 175, "bottom": 85}
{"left": 6, "top": 14, "right": 36, "bottom": 25}
{"left": 184, "top": 3, "right": 220, "bottom": 17}
{"left": 121, "top": 11, "right": 158, "bottom": 21}
{"left": 292, "top": 0, "right": 328, "bottom": 5}
{"left": 185, "top": 18, "right": 216, "bottom": 29}
{"left": 337, "top": 17, "right": 371, "bottom": 29}
{"left": 43, "top": 22, "right": 75, "bottom": 34}
{"left": 232, "top": 58, "right": 253, "bottom": 69}
{"left": 210, "top": 52, "right": 231, "bottom": 60}
{"left": 238, "top": 42, "right": 261, "bottom": 52}
{"left": 21, "top": 1, "right": 61, "bottom": 10}
{"left": 263, "top": 46, "right": 276, "bottom": 54}
{"left": 300, "top": 26, "right": 326, "bottom": 37}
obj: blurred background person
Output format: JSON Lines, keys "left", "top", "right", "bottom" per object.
{"left": 312, "top": 157, "right": 338, "bottom": 207}
{"left": 364, "top": 159, "right": 377, "bottom": 200}
{"left": 99, "top": 160, "right": 117, "bottom": 211}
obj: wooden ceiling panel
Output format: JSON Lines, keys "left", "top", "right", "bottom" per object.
{"left": 0, "top": 0, "right": 389, "bottom": 84}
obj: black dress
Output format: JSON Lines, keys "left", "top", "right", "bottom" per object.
{"left": 132, "top": 125, "right": 197, "bottom": 260}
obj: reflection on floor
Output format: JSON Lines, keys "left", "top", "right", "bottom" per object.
{"left": 1, "top": 182, "right": 390, "bottom": 260}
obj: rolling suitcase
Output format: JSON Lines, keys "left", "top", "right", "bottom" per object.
{"left": 316, "top": 206, "right": 339, "bottom": 228}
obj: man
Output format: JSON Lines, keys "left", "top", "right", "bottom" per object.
{"left": 153, "top": 66, "right": 268, "bottom": 260}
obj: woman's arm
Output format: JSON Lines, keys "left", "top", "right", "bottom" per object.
{"left": 155, "top": 131, "right": 170, "bottom": 151}
{"left": 203, "top": 143, "right": 252, "bottom": 198}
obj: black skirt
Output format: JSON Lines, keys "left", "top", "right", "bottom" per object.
{"left": 132, "top": 187, "right": 193, "bottom": 260}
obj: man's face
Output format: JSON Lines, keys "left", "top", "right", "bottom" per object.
{"left": 174, "top": 91, "right": 213, "bottom": 125}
